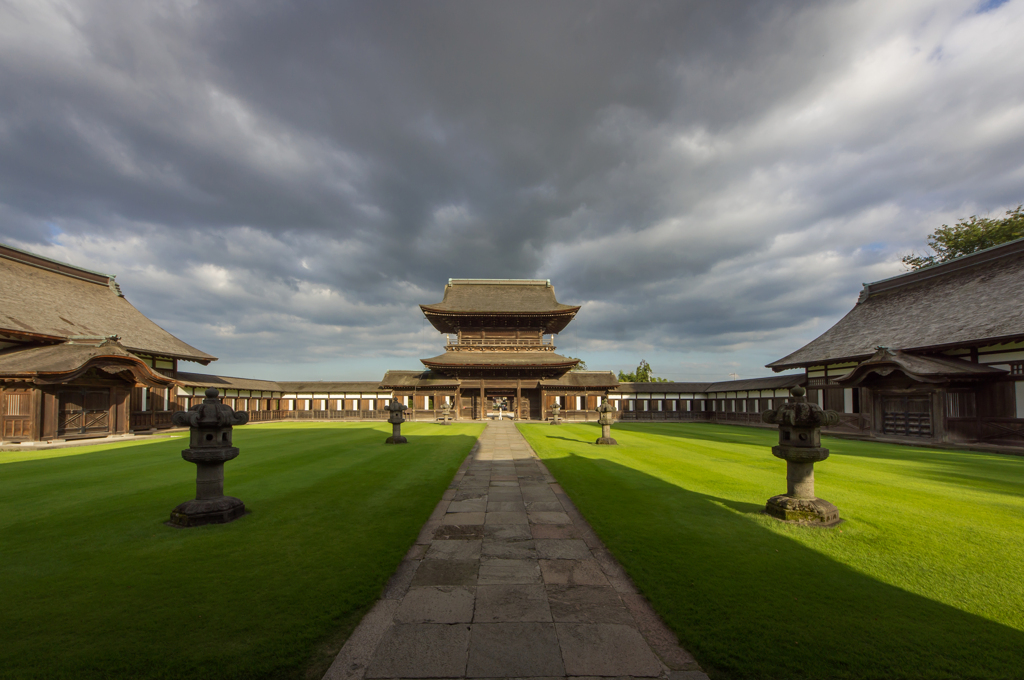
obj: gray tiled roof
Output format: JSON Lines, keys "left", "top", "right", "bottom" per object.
{"left": 0, "top": 340, "right": 143, "bottom": 375}
{"left": 540, "top": 371, "right": 620, "bottom": 388}
{"left": 835, "top": 349, "right": 1006, "bottom": 385}
{"left": 421, "top": 351, "right": 579, "bottom": 367}
{"left": 174, "top": 372, "right": 286, "bottom": 392}
{"left": 769, "top": 238, "right": 1024, "bottom": 370}
{"left": 614, "top": 374, "right": 803, "bottom": 394}
{"left": 421, "top": 279, "right": 579, "bottom": 314}
{"left": 380, "top": 370, "right": 460, "bottom": 388}
{"left": 277, "top": 381, "right": 390, "bottom": 393}
{"left": 0, "top": 244, "right": 215, "bottom": 363}
{"left": 614, "top": 381, "right": 712, "bottom": 393}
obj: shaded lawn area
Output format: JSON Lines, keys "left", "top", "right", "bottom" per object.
{"left": 518, "top": 422, "right": 1024, "bottom": 680}
{"left": 0, "top": 422, "right": 483, "bottom": 680}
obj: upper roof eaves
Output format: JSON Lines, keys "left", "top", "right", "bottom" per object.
{"left": 0, "top": 242, "right": 216, "bottom": 364}
{"left": 421, "top": 278, "right": 579, "bottom": 315}
{"left": 858, "top": 235, "right": 1024, "bottom": 299}
{"left": 0, "top": 243, "right": 113, "bottom": 283}
{"left": 768, "top": 237, "right": 1024, "bottom": 370}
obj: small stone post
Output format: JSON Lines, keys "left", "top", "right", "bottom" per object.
{"left": 169, "top": 388, "right": 248, "bottom": 527}
{"left": 595, "top": 399, "right": 618, "bottom": 445}
{"left": 439, "top": 401, "right": 452, "bottom": 425}
{"left": 550, "top": 401, "right": 561, "bottom": 425}
{"left": 386, "top": 397, "right": 408, "bottom": 444}
{"left": 761, "top": 386, "right": 841, "bottom": 525}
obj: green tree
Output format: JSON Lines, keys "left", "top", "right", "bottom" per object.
{"left": 568, "top": 357, "right": 588, "bottom": 371}
{"left": 902, "top": 204, "right": 1024, "bottom": 270}
{"left": 617, "top": 359, "right": 669, "bottom": 383}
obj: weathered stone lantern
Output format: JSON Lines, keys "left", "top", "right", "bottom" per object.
{"left": 595, "top": 399, "right": 618, "bottom": 445}
{"left": 439, "top": 401, "right": 452, "bottom": 425}
{"left": 386, "top": 397, "right": 408, "bottom": 444}
{"left": 550, "top": 401, "right": 561, "bottom": 425}
{"left": 761, "top": 386, "right": 841, "bottom": 526}
{"left": 169, "top": 388, "right": 249, "bottom": 527}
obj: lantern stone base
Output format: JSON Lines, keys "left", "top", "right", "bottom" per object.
{"left": 385, "top": 435, "right": 408, "bottom": 444}
{"left": 169, "top": 496, "right": 246, "bottom": 527}
{"left": 595, "top": 436, "right": 618, "bottom": 445}
{"left": 765, "top": 495, "right": 840, "bottom": 526}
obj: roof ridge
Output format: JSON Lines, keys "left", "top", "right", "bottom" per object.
{"left": 0, "top": 242, "right": 114, "bottom": 285}
{"left": 860, "top": 235, "right": 1024, "bottom": 301}
{"left": 447, "top": 278, "right": 551, "bottom": 286}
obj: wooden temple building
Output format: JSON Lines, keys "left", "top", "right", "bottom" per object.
{"left": 4, "top": 240, "right": 1024, "bottom": 450}
{"left": 0, "top": 244, "right": 213, "bottom": 441}
{"left": 768, "top": 237, "right": 1024, "bottom": 447}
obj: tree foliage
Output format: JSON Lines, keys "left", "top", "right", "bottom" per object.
{"left": 617, "top": 359, "right": 669, "bottom": 383}
{"left": 902, "top": 205, "right": 1024, "bottom": 270}
{"left": 568, "top": 357, "right": 588, "bottom": 371}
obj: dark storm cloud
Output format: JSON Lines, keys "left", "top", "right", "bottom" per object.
{"left": 1, "top": 0, "right": 1023, "bottom": 378}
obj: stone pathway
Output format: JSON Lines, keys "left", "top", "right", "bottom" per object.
{"left": 324, "top": 420, "right": 707, "bottom": 679}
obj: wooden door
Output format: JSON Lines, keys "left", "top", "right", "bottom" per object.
{"left": 882, "top": 395, "right": 932, "bottom": 437}
{"left": 57, "top": 389, "right": 111, "bottom": 437}
{"left": 1, "top": 391, "right": 34, "bottom": 440}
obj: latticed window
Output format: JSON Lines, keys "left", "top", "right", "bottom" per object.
{"left": 4, "top": 393, "right": 31, "bottom": 416}
{"left": 1010, "top": 362, "right": 1024, "bottom": 376}
{"left": 945, "top": 391, "right": 977, "bottom": 418}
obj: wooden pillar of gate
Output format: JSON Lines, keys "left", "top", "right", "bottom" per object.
{"left": 479, "top": 382, "right": 486, "bottom": 421}
{"left": 516, "top": 379, "right": 522, "bottom": 420}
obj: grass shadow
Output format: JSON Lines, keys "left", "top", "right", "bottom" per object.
{"left": 610, "top": 421, "right": 1024, "bottom": 499}
{"left": 0, "top": 421, "right": 484, "bottom": 680}
{"left": 540, "top": 450, "right": 1024, "bottom": 680}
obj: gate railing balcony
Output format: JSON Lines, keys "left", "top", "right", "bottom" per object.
{"left": 447, "top": 337, "right": 554, "bottom": 348}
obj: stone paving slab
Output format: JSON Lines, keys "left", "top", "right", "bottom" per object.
{"left": 467, "top": 622, "right": 565, "bottom": 677}
{"left": 395, "top": 586, "right": 475, "bottom": 624}
{"left": 323, "top": 420, "right": 708, "bottom": 680}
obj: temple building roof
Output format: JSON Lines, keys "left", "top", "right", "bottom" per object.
{"left": 0, "top": 339, "right": 176, "bottom": 386}
{"left": 420, "top": 279, "right": 580, "bottom": 333}
{"left": 540, "top": 371, "right": 619, "bottom": 388}
{"left": 277, "top": 381, "right": 391, "bottom": 393}
{"left": 834, "top": 348, "right": 1006, "bottom": 386}
{"left": 174, "top": 372, "right": 287, "bottom": 392}
{"left": 421, "top": 351, "right": 580, "bottom": 369}
{"left": 769, "top": 237, "right": 1024, "bottom": 370}
{"left": 613, "top": 374, "right": 804, "bottom": 393}
{"left": 0, "top": 243, "right": 215, "bottom": 364}
{"left": 380, "top": 370, "right": 461, "bottom": 388}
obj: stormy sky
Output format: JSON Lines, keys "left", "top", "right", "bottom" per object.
{"left": 2, "top": 0, "right": 1022, "bottom": 381}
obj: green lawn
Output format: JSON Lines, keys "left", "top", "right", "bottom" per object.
{"left": 0, "top": 421, "right": 483, "bottom": 680}
{"left": 518, "top": 422, "right": 1024, "bottom": 680}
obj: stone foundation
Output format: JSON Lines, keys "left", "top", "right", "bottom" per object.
{"left": 765, "top": 495, "right": 840, "bottom": 526}
{"left": 169, "top": 496, "right": 246, "bottom": 527}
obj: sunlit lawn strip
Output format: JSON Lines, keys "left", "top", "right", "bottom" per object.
{"left": 0, "top": 421, "right": 483, "bottom": 680}
{"left": 519, "top": 422, "right": 1024, "bottom": 680}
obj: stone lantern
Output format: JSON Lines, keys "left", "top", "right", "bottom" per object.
{"left": 595, "top": 399, "right": 617, "bottom": 445}
{"left": 386, "top": 397, "right": 408, "bottom": 444}
{"left": 550, "top": 401, "right": 561, "bottom": 425}
{"left": 439, "top": 401, "right": 452, "bottom": 425}
{"left": 169, "top": 388, "right": 249, "bottom": 527}
{"left": 761, "top": 386, "right": 841, "bottom": 526}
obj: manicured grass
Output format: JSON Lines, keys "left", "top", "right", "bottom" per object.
{"left": 0, "top": 422, "right": 483, "bottom": 680}
{"left": 518, "top": 422, "right": 1024, "bottom": 680}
